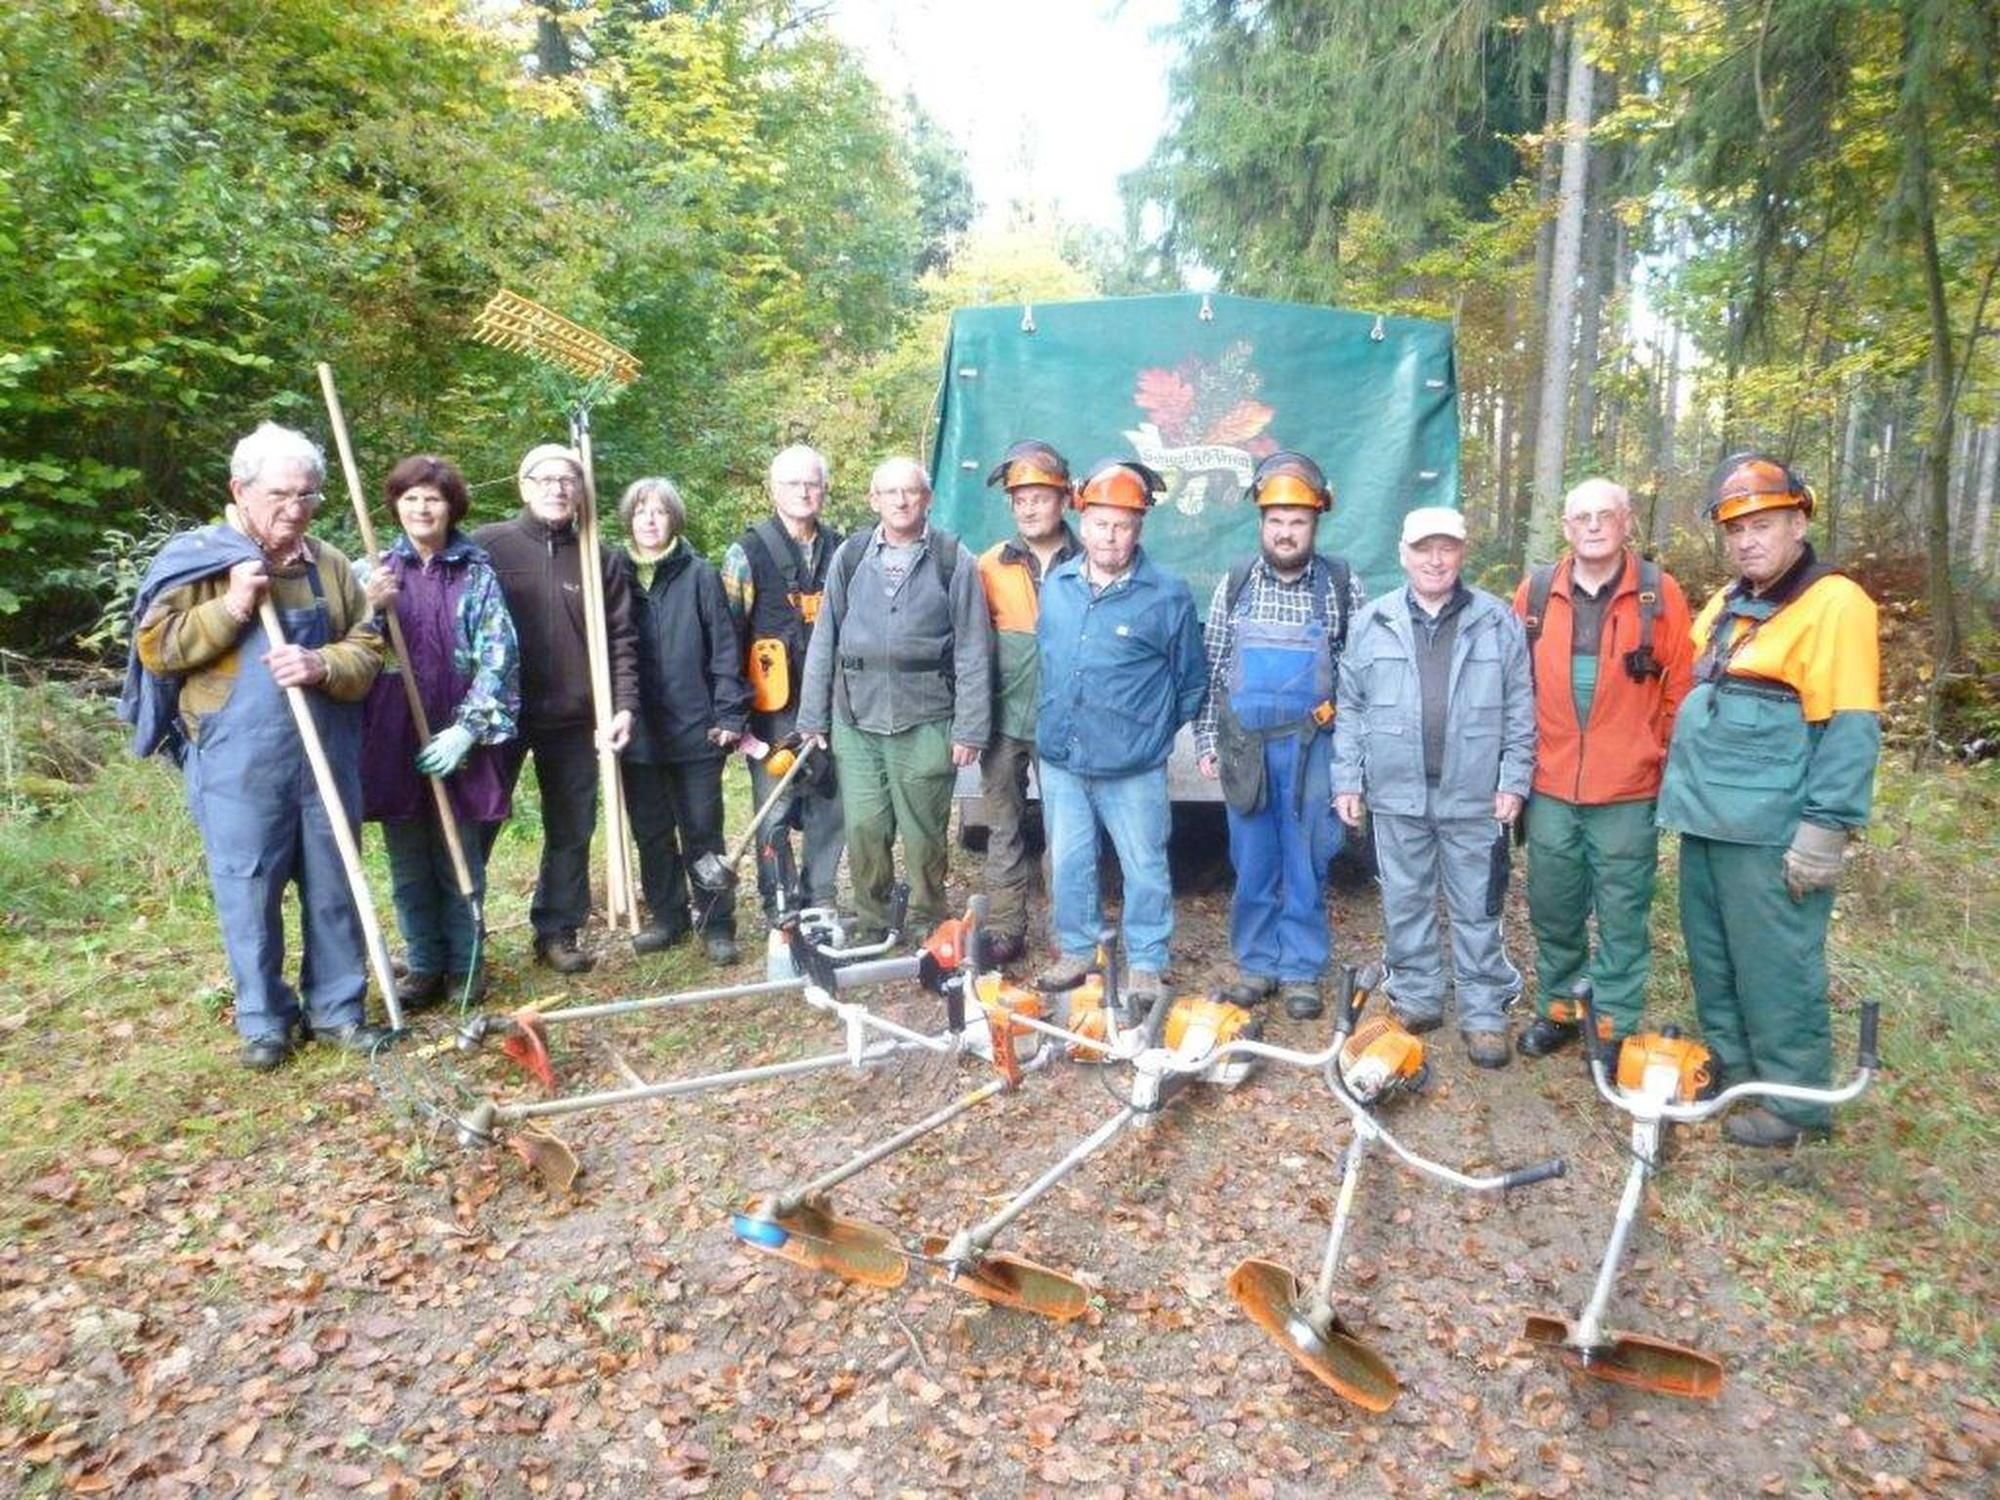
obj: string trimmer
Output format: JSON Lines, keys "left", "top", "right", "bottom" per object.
{"left": 1522, "top": 981, "right": 1880, "bottom": 1399}
{"left": 1228, "top": 968, "right": 1565, "bottom": 1412}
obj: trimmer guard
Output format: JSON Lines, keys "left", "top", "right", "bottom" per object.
{"left": 920, "top": 1236, "right": 1091, "bottom": 1322}
{"left": 734, "top": 1198, "right": 908, "bottom": 1289}
{"left": 1228, "top": 1257, "right": 1399, "bottom": 1412}
{"left": 1522, "top": 1313, "right": 1724, "bottom": 1400}
{"left": 508, "top": 1126, "right": 581, "bottom": 1194}
{"left": 500, "top": 1012, "right": 557, "bottom": 1090}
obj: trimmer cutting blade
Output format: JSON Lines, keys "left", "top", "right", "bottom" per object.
{"left": 1228, "top": 1257, "right": 1399, "bottom": 1412}
{"left": 499, "top": 1012, "right": 556, "bottom": 1090}
{"left": 508, "top": 1125, "right": 580, "bottom": 1194}
{"left": 734, "top": 1197, "right": 908, "bottom": 1288}
{"left": 921, "top": 1236, "right": 1091, "bottom": 1322}
{"left": 1522, "top": 1314, "right": 1723, "bottom": 1399}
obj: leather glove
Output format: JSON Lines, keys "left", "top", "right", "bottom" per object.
{"left": 415, "top": 723, "right": 476, "bottom": 777}
{"left": 1783, "top": 821, "right": 1848, "bottom": 901}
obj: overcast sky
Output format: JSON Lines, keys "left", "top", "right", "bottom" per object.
{"left": 828, "top": 0, "right": 1183, "bottom": 232}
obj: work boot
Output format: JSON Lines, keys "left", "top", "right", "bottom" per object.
{"left": 1220, "top": 974, "right": 1276, "bottom": 1008}
{"left": 1390, "top": 1005, "right": 1444, "bottom": 1036}
{"left": 536, "top": 932, "right": 595, "bottom": 975}
{"left": 1464, "top": 1029, "right": 1511, "bottom": 1070}
{"left": 979, "top": 931, "right": 1028, "bottom": 969}
{"left": 395, "top": 970, "right": 446, "bottom": 1013}
{"left": 1281, "top": 982, "right": 1324, "bottom": 1021}
{"left": 632, "top": 924, "right": 688, "bottom": 956}
{"left": 1126, "top": 969, "right": 1166, "bottom": 1007}
{"left": 1035, "top": 953, "right": 1095, "bottom": 991}
{"left": 703, "top": 931, "right": 740, "bottom": 966}
{"left": 240, "top": 1034, "right": 293, "bottom": 1072}
{"left": 443, "top": 964, "right": 488, "bottom": 1007}
{"left": 320, "top": 1022, "right": 395, "bottom": 1055}
{"left": 1723, "top": 1105, "right": 1829, "bottom": 1149}
{"left": 1516, "top": 1015, "right": 1581, "bottom": 1059}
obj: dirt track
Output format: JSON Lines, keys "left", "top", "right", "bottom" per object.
{"left": 5, "top": 853, "right": 1973, "bottom": 1498}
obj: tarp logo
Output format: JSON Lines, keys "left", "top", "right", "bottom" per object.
{"left": 1123, "top": 340, "right": 1278, "bottom": 516}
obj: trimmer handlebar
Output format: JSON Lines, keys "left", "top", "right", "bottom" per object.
{"left": 1500, "top": 1158, "right": 1568, "bottom": 1190}
{"left": 1857, "top": 1001, "right": 1880, "bottom": 1072}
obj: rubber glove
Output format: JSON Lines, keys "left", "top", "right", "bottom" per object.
{"left": 415, "top": 723, "right": 476, "bottom": 777}
{"left": 1782, "top": 821, "right": 1847, "bottom": 901}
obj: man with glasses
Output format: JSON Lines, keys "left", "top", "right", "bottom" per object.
{"left": 128, "top": 421, "right": 391, "bottom": 1069}
{"left": 474, "top": 443, "right": 638, "bottom": 973}
{"left": 797, "top": 457, "right": 991, "bottom": 941}
{"left": 720, "top": 445, "right": 847, "bottom": 918}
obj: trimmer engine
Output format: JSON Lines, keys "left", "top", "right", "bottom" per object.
{"left": 1337, "top": 1014, "right": 1429, "bottom": 1104}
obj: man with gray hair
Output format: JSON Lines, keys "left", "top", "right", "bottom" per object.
{"left": 127, "top": 421, "right": 390, "bottom": 1070}
{"left": 798, "top": 457, "right": 992, "bottom": 941}
{"left": 721, "top": 445, "right": 848, "bottom": 919}
{"left": 1510, "top": 478, "right": 1692, "bottom": 1060}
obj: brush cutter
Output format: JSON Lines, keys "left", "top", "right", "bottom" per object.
{"left": 1227, "top": 970, "right": 1565, "bottom": 1412}
{"left": 1523, "top": 981, "right": 1880, "bottom": 1399}
{"left": 690, "top": 738, "right": 817, "bottom": 896}
{"left": 452, "top": 900, "right": 994, "bottom": 1188}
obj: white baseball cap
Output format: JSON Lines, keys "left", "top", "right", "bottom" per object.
{"left": 1400, "top": 506, "right": 1467, "bottom": 545}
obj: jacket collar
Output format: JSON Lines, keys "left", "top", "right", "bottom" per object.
{"left": 390, "top": 529, "right": 479, "bottom": 568}
{"left": 1557, "top": 548, "right": 1635, "bottom": 601}
{"left": 1730, "top": 541, "right": 1823, "bottom": 608}
{"left": 1000, "top": 524, "right": 1080, "bottom": 577}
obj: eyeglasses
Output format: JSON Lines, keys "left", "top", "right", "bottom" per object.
{"left": 527, "top": 473, "right": 580, "bottom": 491}
{"left": 257, "top": 489, "right": 322, "bottom": 509}
{"left": 774, "top": 479, "right": 826, "bottom": 493}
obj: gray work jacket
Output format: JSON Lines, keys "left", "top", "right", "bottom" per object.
{"left": 797, "top": 524, "right": 993, "bottom": 746}
{"left": 1331, "top": 584, "right": 1535, "bottom": 818}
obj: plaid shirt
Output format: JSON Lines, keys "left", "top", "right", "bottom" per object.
{"left": 1196, "top": 555, "right": 1369, "bottom": 757}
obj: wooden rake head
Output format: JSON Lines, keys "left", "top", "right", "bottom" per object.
{"left": 471, "top": 288, "right": 641, "bottom": 388}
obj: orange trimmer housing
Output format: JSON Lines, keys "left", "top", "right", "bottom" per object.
{"left": 1615, "top": 1032, "right": 1715, "bottom": 1104}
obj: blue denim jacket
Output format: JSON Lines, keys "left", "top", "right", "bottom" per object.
{"left": 1035, "top": 548, "right": 1207, "bottom": 777}
{"left": 1332, "top": 584, "right": 1535, "bottom": 817}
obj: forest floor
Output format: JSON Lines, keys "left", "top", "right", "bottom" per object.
{"left": 0, "top": 671, "right": 1995, "bottom": 1498}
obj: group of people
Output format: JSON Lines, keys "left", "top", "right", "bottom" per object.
{"left": 125, "top": 424, "right": 1879, "bottom": 1150}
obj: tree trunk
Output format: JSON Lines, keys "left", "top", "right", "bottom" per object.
{"left": 1972, "top": 420, "right": 1999, "bottom": 572}
{"left": 1496, "top": 289, "right": 1518, "bottom": 538}
{"left": 1568, "top": 114, "right": 1614, "bottom": 467}
{"left": 1527, "top": 23, "right": 1595, "bottom": 563}
{"left": 1514, "top": 21, "right": 1568, "bottom": 558}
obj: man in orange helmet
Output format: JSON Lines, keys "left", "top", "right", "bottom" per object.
{"left": 975, "top": 440, "right": 1080, "bottom": 968}
{"left": 1658, "top": 455, "right": 1881, "bottom": 1148}
{"left": 1033, "top": 459, "right": 1207, "bottom": 1003}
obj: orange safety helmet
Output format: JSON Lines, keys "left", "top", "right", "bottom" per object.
{"left": 1247, "top": 450, "right": 1333, "bottom": 513}
{"left": 1707, "top": 452, "right": 1816, "bottom": 523}
{"left": 985, "top": 439, "right": 1072, "bottom": 494}
{"left": 1073, "top": 458, "right": 1165, "bottom": 512}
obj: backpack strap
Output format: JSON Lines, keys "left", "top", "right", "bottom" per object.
{"left": 1522, "top": 562, "right": 1557, "bottom": 648}
{"left": 1635, "top": 555, "right": 1661, "bottom": 658}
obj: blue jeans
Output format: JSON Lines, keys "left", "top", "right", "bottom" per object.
{"left": 1040, "top": 761, "right": 1174, "bottom": 973}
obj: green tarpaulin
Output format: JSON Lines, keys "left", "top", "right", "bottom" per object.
{"left": 928, "top": 293, "right": 1460, "bottom": 613}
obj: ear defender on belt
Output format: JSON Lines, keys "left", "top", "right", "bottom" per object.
{"left": 1247, "top": 451, "right": 1334, "bottom": 513}
{"left": 1074, "top": 458, "right": 1166, "bottom": 512}
{"left": 1706, "top": 452, "right": 1816, "bottom": 524}
{"left": 986, "top": 439, "right": 1073, "bottom": 493}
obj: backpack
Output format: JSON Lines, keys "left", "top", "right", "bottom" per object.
{"left": 832, "top": 528, "right": 961, "bottom": 601}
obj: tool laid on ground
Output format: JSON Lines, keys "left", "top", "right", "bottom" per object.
{"left": 450, "top": 899, "right": 995, "bottom": 1189}
{"left": 1229, "top": 968, "right": 1564, "bottom": 1412}
{"left": 1523, "top": 981, "right": 1880, "bottom": 1399}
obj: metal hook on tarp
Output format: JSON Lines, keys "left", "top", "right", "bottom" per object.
{"left": 1199, "top": 293, "right": 1214, "bottom": 322}
{"left": 1369, "top": 314, "right": 1386, "bottom": 343}
{"left": 1020, "top": 302, "right": 1036, "bottom": 334}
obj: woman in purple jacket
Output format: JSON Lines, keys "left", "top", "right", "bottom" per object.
{"left": 361, "top": 457, "right": 521, "bottom": 1008}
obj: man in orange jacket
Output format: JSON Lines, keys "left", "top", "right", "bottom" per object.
{"left": 1512, "top": 479, "right": 1693, "bottom": 1057}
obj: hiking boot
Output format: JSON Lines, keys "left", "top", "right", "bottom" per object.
{"left": 240, "top": 1034, "right": 293, "bottom": 1072}
{"left": 320, "top": 1022, "right": 395, "bottom": 1056}
{"left": 1723, "top": 1105, "right": 1829, "bottom": 1149}
{"left": 443, "top": 964, "right": 488, "bottom": 1007}
{"left": 702, "top": 932, "right": 740, "bottom": 966}
{"left": 1390, "top": 1006, "right": 1444, "bottom": 1036}
{"left": 1281, "top": 983, "right": 1324, "bottom": 1021}
{"left": 535, "top": 932, "right": 595, "bottom": 974}
{"left": 395, "top": 970, "right": 447, "bottom": 1012}
{"left": 1464, "top": 1029, "right": 1511, "bottom": 1070}
{"left": 1516, "top": 1015, "right": 1581, "bottom": 1059}
{"left": 632, "top": 925, "right": 689, "bottom": 956}
{"left": 1126, "top": 969, "right": 1166, "bottom": 1007}
{"left": 1035, "top": 953, "right": 1095, "bottom": 991}
{"left": 979, "top": 931, "right": 1028, "bottom": 969}
{"left": 1220, "top": 974, "right": 1276, "bottom": 1008}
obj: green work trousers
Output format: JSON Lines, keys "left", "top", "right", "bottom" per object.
{"left": 832, "top": 718, "right": 956, "bottom": 937}
{"left": 978, "top": 732, "right": 1038, "bottom": 940}
{"left": 1526, "top": 794, "right": 1659, "bottom": 1038}
{"left": 1677, "top": 833, "right": 1835, "bottom": 1129}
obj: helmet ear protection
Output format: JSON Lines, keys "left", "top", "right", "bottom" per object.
{"left": 1247, "top": 451, "right": 1333, "bottom": 513}
{"left": 1707, "top": 452, "right": 1816, "bottom": 523}
{"left": 985, "top": 440, "right": 1072, "bottom": 494}
{"left": 1074, "top": 459, "right": 1167, "bottom": 512}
